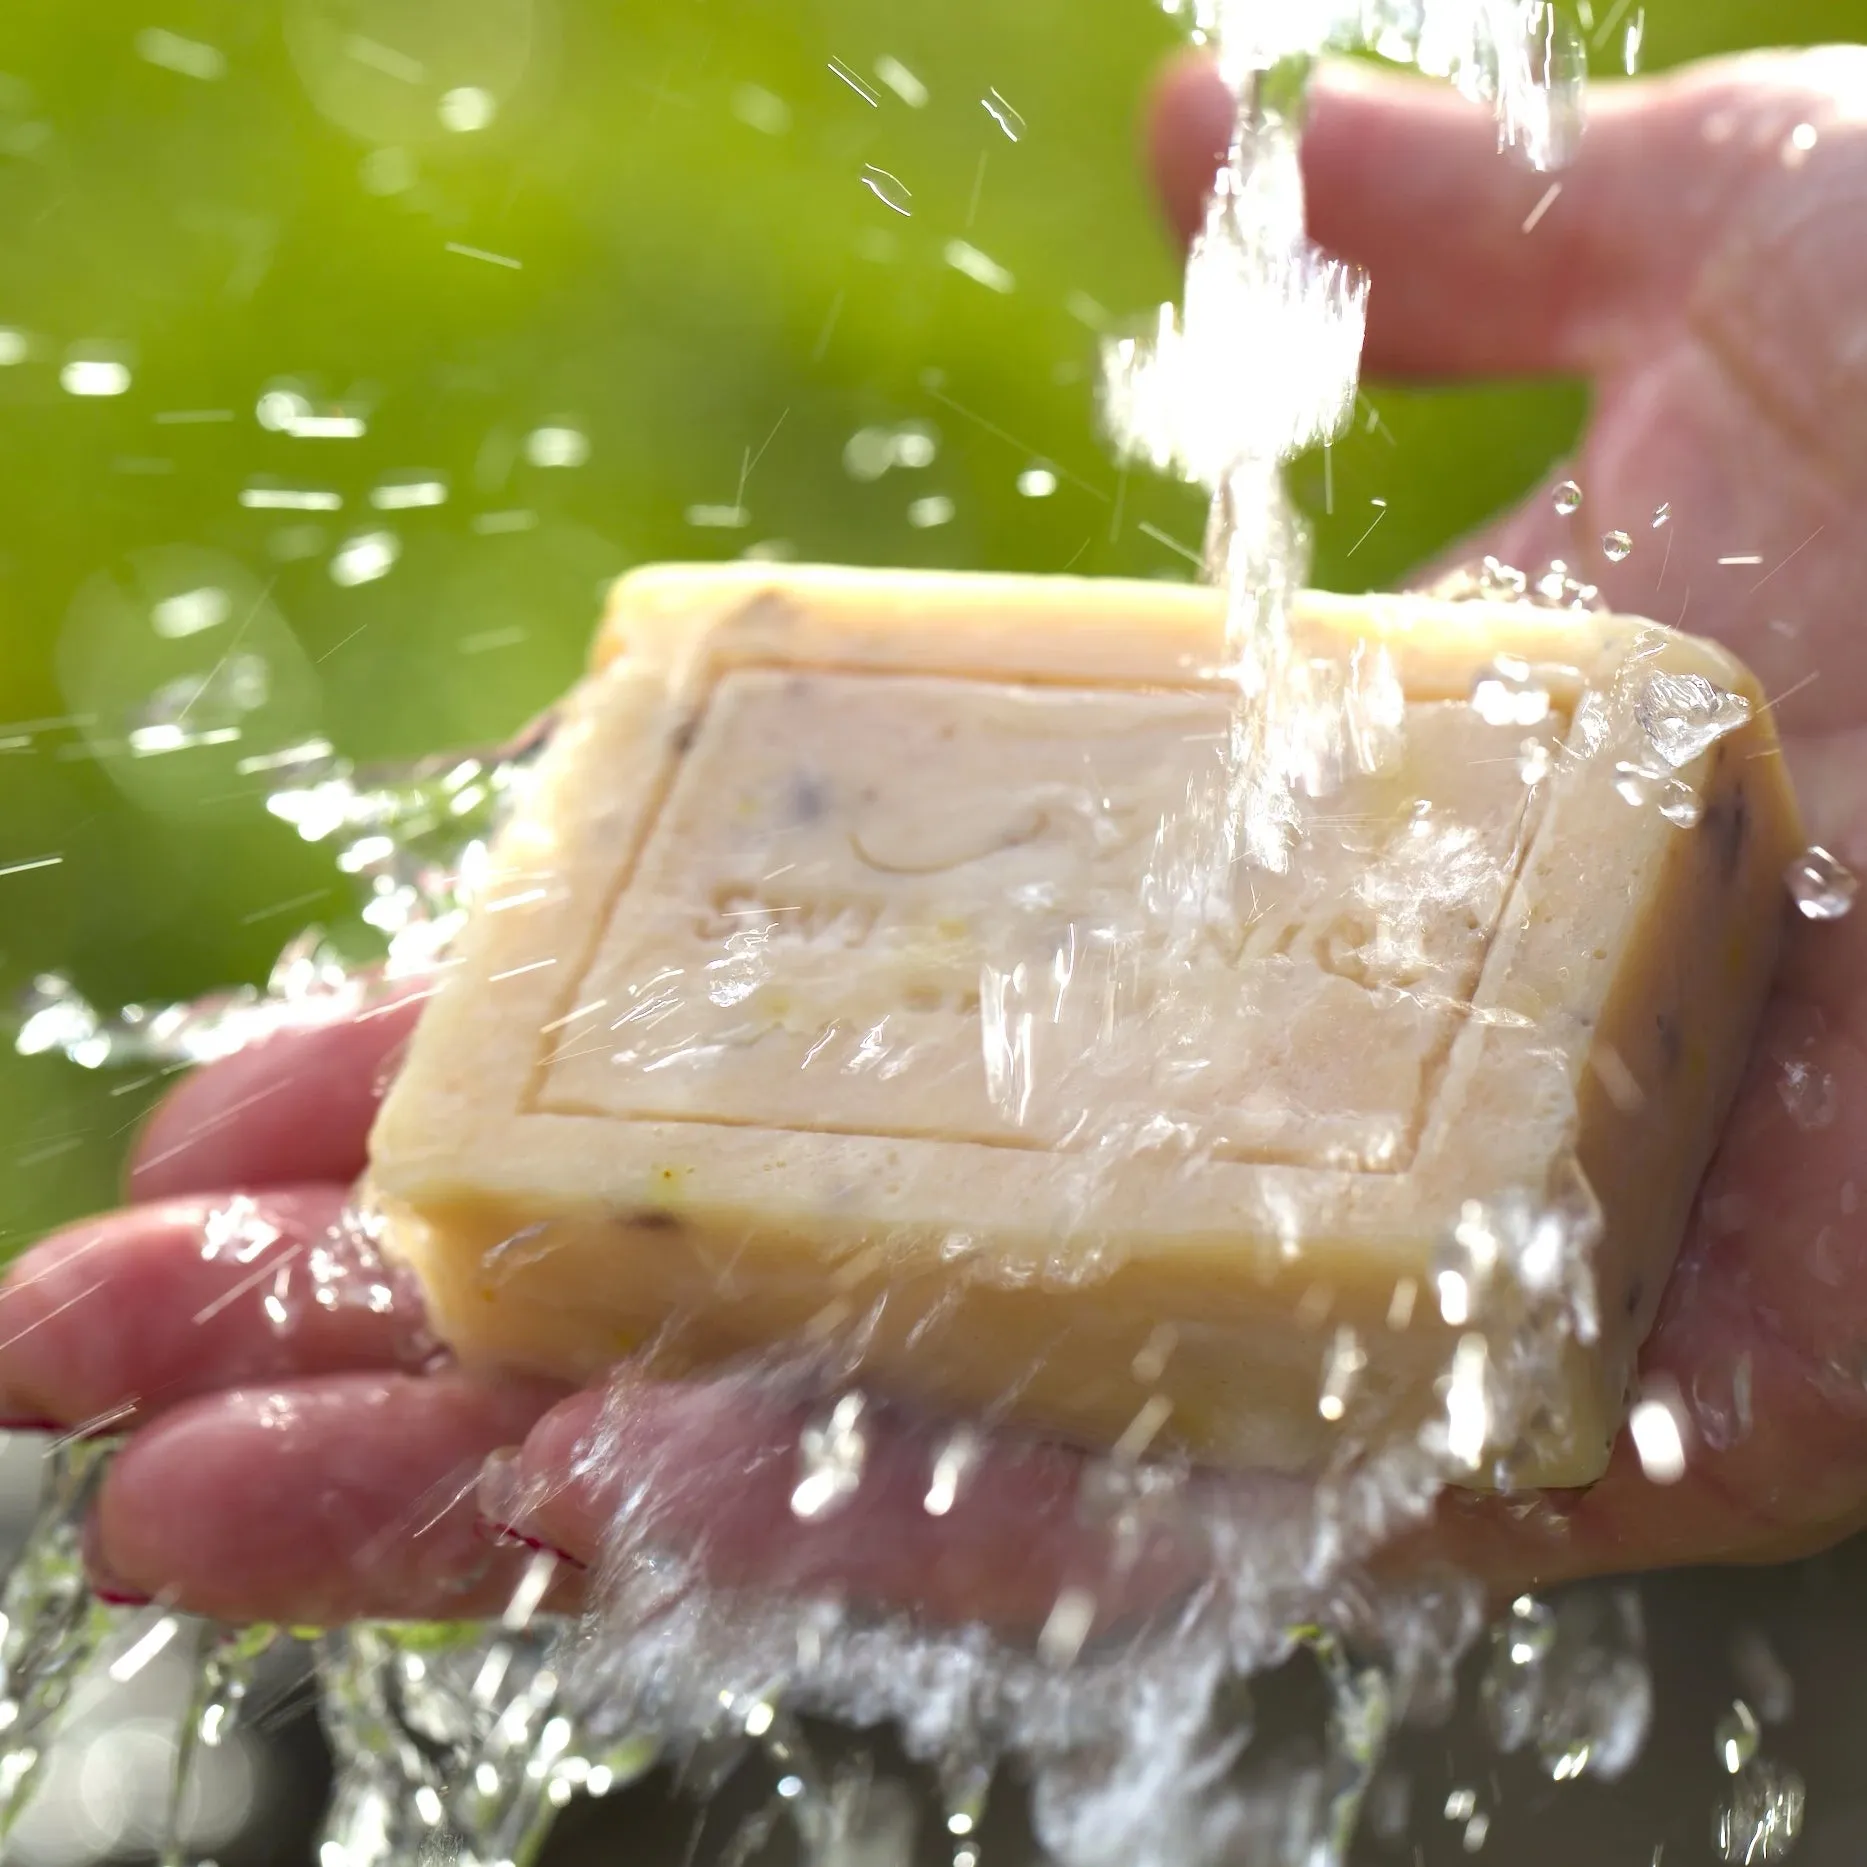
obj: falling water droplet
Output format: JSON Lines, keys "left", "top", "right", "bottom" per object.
{"left": 1479, "top": 1586, "right": 1653, "bottom": 1782}
{"left": 893, "top": 424, "right": 937, "bottom": 469}
{"left": 1628, "top": 1391, "right": 1690, "bottom": 1483}
{"left": 1635, "top": 672, "right": 1752, "bottom": 768}
{"left": 940, "top": 1752, "right": 994, "bottom": 1862}
{"left": 981, "top": 87, "right": 1025, "bottom": 142}
{"left": 873, "top": 55, "right": 927, "bottom": 109}
{"left": 1036, "top": 1587, "right": 1098, "bottom": 1668}
{"left": 330, "top": 530, "right": 400, "bottom": 587}
{"left": 61, "top": 358, "right": 132, "bottom": 398}
{"left": 1786, "top": 846, "right": 1858, "bottom": 921}
{"left": 1715, "top": 1700, "right": 1760, "bottom": 1775}
{"left": 1504, "top": 1596, "right": 1558, "bottom": 1666}
{"left": 524, "top": 426, "right": 589, "bottom": 469}
{"left": 1553, "top": 480, "right": 1583, "bottom": 516}
{"left": 439, "top": 85, "right": 496, "bottom": 133}
{"left": 859, "top": 165, "right": 912, "bottom": 216}
{"left": 1316, "top": 1324, "right": 1366, "bottom": 1422}
{"left": 923, "top": 1427, "right": 980, "bottom": 1517}
{"left": 843, "top": 427, "right": 896, "bottom": 483}
{"left": 790, "top": 1392, "right": 869, "bottom": 1520}
{"left": 1603, "top": 530, "right": 1633, "bottom": 563}
{"left": 1624, "top": 8, "right": 1647, "bottom": 75}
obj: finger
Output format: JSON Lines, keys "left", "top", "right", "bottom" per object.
{"left": 1428, "top": 1268, "right": 1867, "bottom": 1592}
{"left": 1425, "top": 979, "right": 1867, "bottom": 1587}
{"left": 500, "top": 1376, "right": 1211, "bottom": 1639}
{"left": 94, "top": 1372, "right": 573, "bottom": 1624}
{"left": 129, "top": 983, "right": 432, "bottom": 1204}
{"left": 1147, "top": 47, "right": 1239, "bottom": 251}
{"left": 0, "top": 1187, "right": 438, "bottom": 1433}
{"left": 1148, "top": 53, "right": 1807, "bottom": 379}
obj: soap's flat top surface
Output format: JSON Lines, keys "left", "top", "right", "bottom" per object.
{"left": 543, "top": 666, "right": 1562, "bottom": 1172}
{"left": 378, "top": 562, "right": 1789, "bottom": 1255}
{"left": 372, "top": 565, "right": 1801, "bottom": 1482}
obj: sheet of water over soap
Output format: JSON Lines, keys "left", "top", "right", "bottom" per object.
{"left": 507, "top": 16, "right": 1605, "bottom": 1865}
{"left": 0, "top": 2, "right": 1851, "bottom": 1867}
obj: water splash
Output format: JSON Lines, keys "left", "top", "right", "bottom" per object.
{"left": 2, "top": 715, "right": 564, "bottom": 1859}
{"left": 0, "top": 1437, "right": 120, "bottom": 1838}
{"left": 163, "top": 1623, "right": 287, "bottom": 1867}
{"left": 13, "top": 713, "right": 557, "bottom": 1072}
{"left": 314, "top": 1617, "right": 656, "bottom": 1867}
{"left": 1713, "top": 1758, "right": 1805, "bottom": 1865}
{"left": 1160, "top": 1, "right": 1586, "bottom": 170}
{"left": 1102, "top": 64, "right": 1368, "bottom": 875}
{"left": 1479, "top": 1587, "right": 1653, "bottom": 1782}
{"left": 1633, "top": 671, "right": 1752, "bottom": 769}
{"left": 1106, "top": 1, "right": 1586, "bottom": 886}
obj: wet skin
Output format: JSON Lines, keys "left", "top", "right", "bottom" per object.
{"left": 4, "top": 50, "right": 1867, "bottom": 1625}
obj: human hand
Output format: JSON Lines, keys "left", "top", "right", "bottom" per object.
{"left": 3, "top": 51, "right": 1866, "bottom": 1631}
{"left": 1152, "top": 48, "right": 1867, "bottom": 1576}
{"left": 0, "top": 993, "right": 1181, "bottom": 1629}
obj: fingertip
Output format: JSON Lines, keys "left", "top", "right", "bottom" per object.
{"left": 93, "top": 1371, "right": 569, "bottom": 1624}
{"left": 1147, "top": 49, "right": 1235, "bottom": 248}
{"left": 510, "top": 1376, "right": 749, "bottom": 1567}
{"left": 511, "top": 1375, "right": 1204, "bottom": 1635}
{"left": 493, "top": 1386, "right": 608, "bottom": 1558}
{"left": 0, "top": 1186, "right": 453, "bottom": 1437}
{"left": 126, "top": 985, "right": 429, "bottom": 1205}
{"left": 1144, "top": 54, "right": 1582, "bottom": 376}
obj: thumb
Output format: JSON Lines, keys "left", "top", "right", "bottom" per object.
{"left": 1147, "top": 52, "right": 1774, "bottom": 381}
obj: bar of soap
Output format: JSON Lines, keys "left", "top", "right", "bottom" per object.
{"left": 369, "top": 565, "right": 1801, "bottom": 1486}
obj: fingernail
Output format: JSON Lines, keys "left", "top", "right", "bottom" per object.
{"left": 472, "top": 1515, "right": 586, "bottom": 1569}
{"left": 92, "top": 1584, "right": 154, "bottom": 1609}
{"left": 82, "top": 1514, "right": 156, "bottom": 1608}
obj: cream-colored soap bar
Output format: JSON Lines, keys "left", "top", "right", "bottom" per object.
{"left": 369, "top": 565, "right": 1801, "bottom": 1486}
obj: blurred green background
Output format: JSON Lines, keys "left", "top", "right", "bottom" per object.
{"left": 0, "top": 0, "right": 1857, "bottom": 1246}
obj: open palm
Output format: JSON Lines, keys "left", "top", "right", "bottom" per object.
{"left": 1155, "top": 48, "right": 1867, "bottom": 1581}
{"left": 3, "top": 50, "right": 1865, "bottom": 1627}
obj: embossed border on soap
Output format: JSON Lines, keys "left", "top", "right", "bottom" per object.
{"left": 522, "top": 635, "right": 1564, "bottom": 1173}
